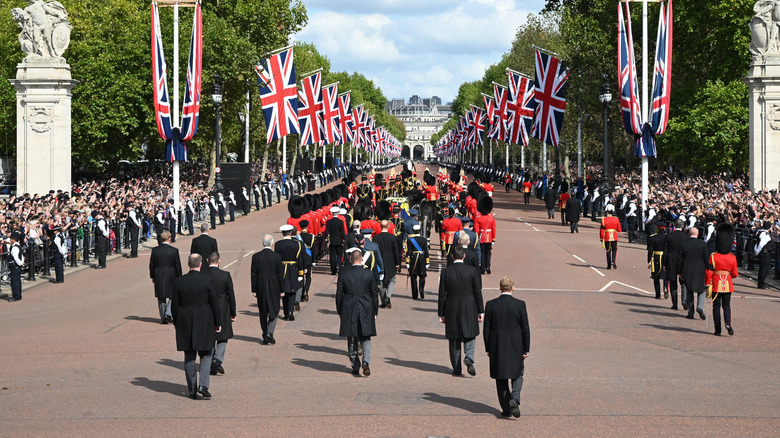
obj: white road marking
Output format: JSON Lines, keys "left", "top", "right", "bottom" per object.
{"left": 599, "top": 280, "right": 649, "bottom": 294}
{"left": 243, "top": 251, "right": 253, "bottom": 258}
{"left": 516, "top": 217, "right": 524, "bottom": 222}
{"left": 572, "top": 254, "right": 587, "bottom": 263}
{"left": 224, "top": 260, "right": 237, "bottom": 269}
{"left": 590, "top": 266, "right": 606, "bottom": 277}
{"left": 532, "top": 227, "right": 540, "bottom": 232}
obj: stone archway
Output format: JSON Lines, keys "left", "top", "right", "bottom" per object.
{"left": 402, "top": 145, "right": 410, "bottom": 160}
{"left": 413, "top": 145, "right": 424, "bottom": 161}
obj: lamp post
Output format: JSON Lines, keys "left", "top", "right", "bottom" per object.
{"left": 577, "top": 113, "right": 590, "bottom": 180}
{"left": 212, "top": 74, "right": 223, "bottom": 192}
{"left": 598, "top": 79, "right": 612, "bottom": 193}
{"left": 238, "top": 88, "right": 250, "bottom": 163}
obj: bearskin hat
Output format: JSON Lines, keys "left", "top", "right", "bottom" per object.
{"left": 288, "top": 195, "right": 307, "bottom": 219}
{"left": 375, "top": 200, "right": 392, "bottom": 221}
{"left": 312, "top": 193, "right": 323, "bottom": 211}
{"left": 467, "top": 181, "right": 483, "bottom": 198}
{"left": 303, "top": 194, "right": 313, "bottom": 211}
{"left": 477, "top": 194, "right": 493, "bottom": 215}
{"left": 425, "top": 175, "right": 436, "bottom": 186}
{"left": 482, "top": 173, "right": 491, "bottom": 184}
{"left": 715, "top": 223, "right": 734, "bottom": 255}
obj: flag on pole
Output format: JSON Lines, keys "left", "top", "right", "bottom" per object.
{"left": 482, "top": 93, "right": 498, "bottom": 140}
{"left": 321, "top": 83, "right": 341, "bottom": 144}
{"left": 468, "top": 105, "right": 486, "bottom": 147}
{"left": 646, "top": 0, "right": 673, "bottom": 156}
{"left": 255, "top": 47, "right": 300, "bottom": 144}
{"left": 618, "top": 1, "right": 643, "bottom": 138}
{"left": 493, "top": 83, "right": 509, "bottom": 142}
{"left": 532, "top": 49, "right": 570, "bottom": 147}
{"left": 177, "top": 1, "right": 202, "bottom": 156}
{"left": 337, "top": 92, "right": 353, "bottom": 145}
{"left": 506, "top": 70, "right": 537, "bottom": 147}
{"left": 351, "top": 104, "right": 366, "bottom": 149}
{"left": 298, "top": 71, "right": 324, "bottom": 147}
{"left": 151, "top": 4, "right": 173, "bottom": 149}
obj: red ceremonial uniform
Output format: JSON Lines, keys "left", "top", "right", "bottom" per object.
{"left": 425, "top": 184, "right": 439, "bottom": 201}
{"left": 706, "top": 253, "right": 739, "bottom": 293}
{"left": 504, "top": 174, "right": 512, "bottom": 185}
{"left": 558, "top": 192, "right": 570, "bottom": 208}
{"left": 522, "top": 181, "right": 532, "bottom": 193}
{"left": 474, "top": 213, "right": 496, "bottom": 244}
{"left": 599, "top": 216, "right": 622, "bottom": 242}
{"left": 440, "top": 217, "right": 463, "bottom": 246}
{"left": 287, "top": 216, "right": 303, "bottom": 232}
{"left": 483, "top": 183, "right": 494, "bottom": 197}
{"left": 465, "top": 196, "right": 477, "bottom": 217}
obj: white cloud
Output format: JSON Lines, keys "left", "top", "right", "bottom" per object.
{"left": 295, "top": 0, "right": 546, "bottom": 103}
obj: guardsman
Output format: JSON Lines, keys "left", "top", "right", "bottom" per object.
{"left": 600, "top": 204, "right": 622, "bottom": 270}
{"left": 424, "top": 176, "right": 439, "bottom": 201}
{"left": 275, "top": 225, "right": 305, "bottom": 321}
{"left": 298, "top": 220, "right": 316, "bottom": 303}
{"left": 473, "top": 195, "right": 496, "bottom": 274}
{"left": 357, "top": 175, "right": 373, "bottom": 202}
{"left": 440, "top": 207, "right": 463, "bottom": 257}
{"left": 482, "top": 175, "right": 495, "bottom": 198}
{"left": 504, "top": 173, "right": 513, "bottom": 193}
{"left": 707, "top": 224, "right": 738, "bottom": 336}
{"left": 405, "top": 224, "right": 430, "bottom": 300}
{"left": 558, "top": 190, "right": 570, "bottom": 226}
{"left": 522, "top": 179, "right": 532, "bottom": 204}
{"left": 647, "top": 222, "right": 668, "bottom": 299}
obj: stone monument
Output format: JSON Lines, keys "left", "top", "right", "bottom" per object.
{"left": 8, "top": 0, "right": 77, "bottom": 195}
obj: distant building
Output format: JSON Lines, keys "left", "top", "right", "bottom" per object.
{"left": 388, "top": 95, "right": 452, "bottom": 160}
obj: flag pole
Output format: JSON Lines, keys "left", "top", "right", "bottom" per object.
{"left": 641, "top": 0, "right": 650, "bottom": 227}
{"left": 283, "top": 135, "right": 287, "bottom": 174}
{"left": 172, "top": 2, "right": 180, "bottom": 213}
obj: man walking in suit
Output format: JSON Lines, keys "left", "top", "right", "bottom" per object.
{"left": 201, "top": 252, "right": 236, "bottom": 376}
{"left": 438, "top": 245, "right": 484, "bottom": 376}
{"left": 190, "top": 223, "right": 218, "bottom": 268}
{"left": 679, "top": 227, "right": 709, "bottom": 320}
{"left": 326, "top": 206, "right": 347, "bottom": 275}
{"left": 484, "top": 276, "right": 530, "bottom": 418}
{"left": 665, "top": 218, "right": 688, "bottom": 310}
{"left": 251, "top": 235, "right": 284, "bottom": 345}
{"left": 565, "top": 192, "right": 582, "bottom": 233}
{"left": 149, "top": 231, "right": 182, "bottom": 324}
{"left": 337, "top": 249, "right": 380, "bottom": 376}
{"left": 172, "top": 254, "right": 222, "bottom": 400}
{"left": 374, "top": 220, "right": 401, "bottom": 309}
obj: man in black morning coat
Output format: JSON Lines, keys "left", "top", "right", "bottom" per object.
{"left": 679, "top": 227, "right": 710, "bottom": 320}
{"left": 337, "top": 249, "right": 379, "bottom": 377}
{"left": 190, "top": 223, "right": 219, "bottom": 268}
{"left": 201, "top": 252, "right": 236, "bottom": 376}
{"left": 149, "top": 230, "right": 182, "bottom": 324}
{"left": 374, "top": 220, "right": 402, "bottom": 309}
{"left": 252, "top": 234, "right": 284, "bottom": 345}
{"left": 664, "top": 218, "right": 688, "bottom": 310}
{"left": 565, "top": 192, "right": 582, "bottom": 233}
{"left": 438, "top": 245, "right": 484, "bottom": 377}
{"left": 172, "top": 254, "right": 222, "bottom": 400}
{"left": 483, "top": 275, "right": 530, "bottom": 418}
{"left": 326, "top": 206, "right": 346, "bottom": 275}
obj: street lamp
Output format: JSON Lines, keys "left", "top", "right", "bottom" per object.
{"left": 212, "top": 74, "right": 223, "bottom": 192}
{"left": 598, "top": 78, "right": 612, "bottom": 194}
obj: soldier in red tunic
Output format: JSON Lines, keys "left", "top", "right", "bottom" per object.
{"left": 706, "top": 223, "right": 738, "bottom": 336}
{"left": 599, "top": 204, "right": 622, "bottom": 269}
{"left": 504, "top": 173, "right": 513, "bottom": 193}
{"left": 440, "top": 207, "right": 463, "bottom": 257}
{"left": 474, "top": 195, "right": 496, "bottom": 274}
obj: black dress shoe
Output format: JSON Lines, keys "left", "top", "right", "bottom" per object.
{"left": 726, "top": 325, "right": 734, "bottom": 336}
{"left": 267, "top": 335, "right": 276, "bottom": 344}
{"left": 303, "top": 294, "right": 309, "bottom": 302}
{"left": 294, "top": 302, "right": 301, "bottom": 311}
{"left": 215, "top": 360, "right": 224, "bottom": 375}
{"left": 464, "top": 358, "right": 476, "bottom": 376}
{"left": 95, "top": 266, "right": 106, "bottom": 269}
{"left": 508, "top": 399, "right": 521, "bottom": 418}
{"left": 7, "top": 297, "right": 20, "bottom": 302}
{"left": 197, "top": 386, "right": 211, "bottom": 399}
{"left": 697, "top": 309, "right": 706, "bottom": 320}
{"left": 420, "top": 292, "right": 425, "bottom": 299}
{"left": 262, "top": 337, "right": 269, "bottom": 345}
{"left": 612, "top": 263, "right": 617, "bottom": 269}
{"left": 288, "top": 314, "right": 295, "bottom": 321}
{"left": 713, "top": 331, "right": 721, "bottom": 336}
{"left": 351, "top": 368, "right": 361, "bottom": 376}
{"left": 210, "top": 362, "right": 218, "bottom": 375}
{"left": 670, "top": 305, "right": 678, "bottom": 310}
{"left": 500, "top": 411, "right": 512, "bottom": 418}
{"left": 386, "top": 300, "right": 392, "bottom": 309}
{"left": 362, "top": 364, "right": 371, "bottom": 376}
{"left": 486, "top": 268, "right": 491, "bottom": 275}
{"left": 686, "top": 314, "right": 695, "bottom": 319}
{"left": 606, "top": 265, "right": 612, "bottom": 270}
{"left": 189, "top": 392, "right": 199, "bottom": 400}
{"left": 166, "top": 315, "right": 174, "bottom": 324}
{"left": 452, "top": 371, "right": 463, "bottom": 377}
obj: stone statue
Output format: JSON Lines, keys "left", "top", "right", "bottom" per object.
{"left": 11, "top": 0, "right": 71, "bottom": 60}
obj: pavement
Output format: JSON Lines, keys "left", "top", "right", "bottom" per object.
{"left": 1, "top": 165, "right": 778, "bottom": 437}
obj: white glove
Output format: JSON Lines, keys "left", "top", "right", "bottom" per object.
{"left": 297, "top": 276, "right": 303, "bottom": 282}
{"left": 406, "top": 264, "right": 410, "bottom": 269}
{"left": 426, "top": 264, "right": 429, "bottom": 269}
{"left": 379, "top": 273, "right": 385, "bottom": 281}
{"left": 312, "top": 263, "right": 316, "bottom": 266}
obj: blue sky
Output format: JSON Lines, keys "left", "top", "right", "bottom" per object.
{"left": 294, "top": 0, "right": 546, "bottom": 104}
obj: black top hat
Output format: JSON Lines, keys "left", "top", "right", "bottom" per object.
{"left": 10, "top": 231, "right": 23, "bottom": 242}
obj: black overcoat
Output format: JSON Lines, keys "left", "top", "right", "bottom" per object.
{"left": 275, "top": 238, "right": 304, "bottom": 293}
{"left": 374, "top": 231, "right": 401, "bottom": 280}
{"left": 251, "top": 249, "right": 284, "bottom": 318}
{"left": 544, "top": 189, "right": 557, "bottom": 209}
{"left": 483, "top": 294, "right": 530, "bottom": 379}
{"left": 190, "top": 234, "right": 219, "bottom": 265}
{"left": 201, "top": 266, "right": 236, "bottom": 340}
{"left": 172, "top": 270, "right": 221, "bottom": 351}
{"left": 446, "top": 247, "right": 480, "bottom": 269}
{"left": 680, "top": 237, "right": 710, "bottom": 293}
{"left": 336, "top": 264, "right": 378, "bottom": 337}
{"left": 149, "top": 243, "right": 182, "bottom": 299}
{"left": 565, "top": 197, "right": 582, "bottom": 222}
{"left": 438, "top": 262, "right": 484, "bottom": 339}
{"left": 664, "top": 230, "right": 687, "bottom": 278}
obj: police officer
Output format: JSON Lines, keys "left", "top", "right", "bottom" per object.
{"left": 94, "top": 210, "right": 109, "bottom": 269}
{"left": 208, "top": 193, "right": 218, "bottom": 230}
{"left": 228, "top": 190, "right": 236, "bottom": 222}
{"left": 185, "top": 195, "right": 196, "bottom": 236}
{"left": 167, "top": 200, "right": 177, "bottom": 243}
{"left": 126, "top": 201, "right": 141, "bottom": 258}
{"left": 754, "top": 221, "right": 773, "bottom": 289}
{"left": 7, "top": 231, "right": 25, "bottom": 302}
{"left": 52, "top": 226, "right": 67, "bottom": 283}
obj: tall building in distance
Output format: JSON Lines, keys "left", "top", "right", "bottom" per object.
{"left": 387, "top": 95, "right": 452, "bottom": 161}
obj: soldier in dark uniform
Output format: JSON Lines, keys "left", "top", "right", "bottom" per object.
{"left": 405, "top": 224, "right": 429, "bottom": 300}
{"left": 298, "top": 220, "right": 316, "bottom": 302}
{"left": 389, "top": 204, "right": 406, "bottom": 248}
{"left": 275, "top": 224, "right": 305, "bottom": 321}
{"left": 326, "top": 206, "right": 347, "bottom": 275}
{"left": 647, "top": 223, "right": 668, "bottom": 299}
{"left": 377, "top": 181, "right": 390, "bottom": 201}
{"left": 404, "top": 208, "right": 420, "bottom": 236}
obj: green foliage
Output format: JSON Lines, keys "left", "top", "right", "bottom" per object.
{"left": 663, "top": 80, "right": 748, "bottom": 172}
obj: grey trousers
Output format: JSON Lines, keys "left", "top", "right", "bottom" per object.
{"left": 212, "top": 340, "right": 227, "bottom": 364}
{"left": 260, "top": 313, "right": 278, "bottom": 338}
{"left": 448, "top": 337, "right": 476, "bottom": 374}
{"left": 348, "top": 337, "right": 371, "bottom": 370}
{"left": 158, "top": 298, "right": 171, "bottom": 322}
{"left": 496, "top": 372, "right": 524, "bottom": 413}
{"left": 295, "top": 287, "right": 303, "bottom": 304}
{"left": 184, "top": 350, "right": 212, "bottom": 395}
{"left": 384, "top": 275, "right": 397, "bottom": 299}
{"left": 686, "top": 290, "right": 706, "bottom": 315}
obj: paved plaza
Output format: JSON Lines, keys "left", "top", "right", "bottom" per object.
{"left": 1, "top": 166, "right": 778, "bottom": 437}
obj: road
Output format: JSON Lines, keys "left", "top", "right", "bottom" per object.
{"left": 1, "top": 164, "right": 778, "bottom": 437}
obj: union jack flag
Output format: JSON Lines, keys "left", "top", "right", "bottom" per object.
{"left": 646, "top": 0, "right": 673, "bottom": 157}
{"left": 532, "top": 50, "right": 570, "bottom": 147}
{"left": 493, "top": 83, "right": 509, "bottom": 142}
{"left": 351, "top": 104, "right": 366, "bottom": 149}
{"left": 618, "top": 0, "right": 642, "bottom": 137}
{"left": 337, "top": 92, "right": 353, "bottom": 145}
{"left": 321, "top": 82, "right": 341, "bottom": 145}
{"left": 151, "top": 3, "right": 172, "bottom": 144}
{"left": 297, "top": 71, "right": 323, "bottom": 147}
{"left": 506, "top": 70, "right": 537, "bottom": 147}
{"left": 468, "top": 105, "right": 486, "bottom": 148}
{"left": 255, "top": 47, "right": 300, "bottom": 144}
{"left": 178, "top": 1, "right": 202, "bottom": 151}
{"left": 482, "top": 93, "right": 498, "bottom": 140}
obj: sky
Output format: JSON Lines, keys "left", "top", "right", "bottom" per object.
{"left": 294, "top": 0, "right": 546, "bottom": 105}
